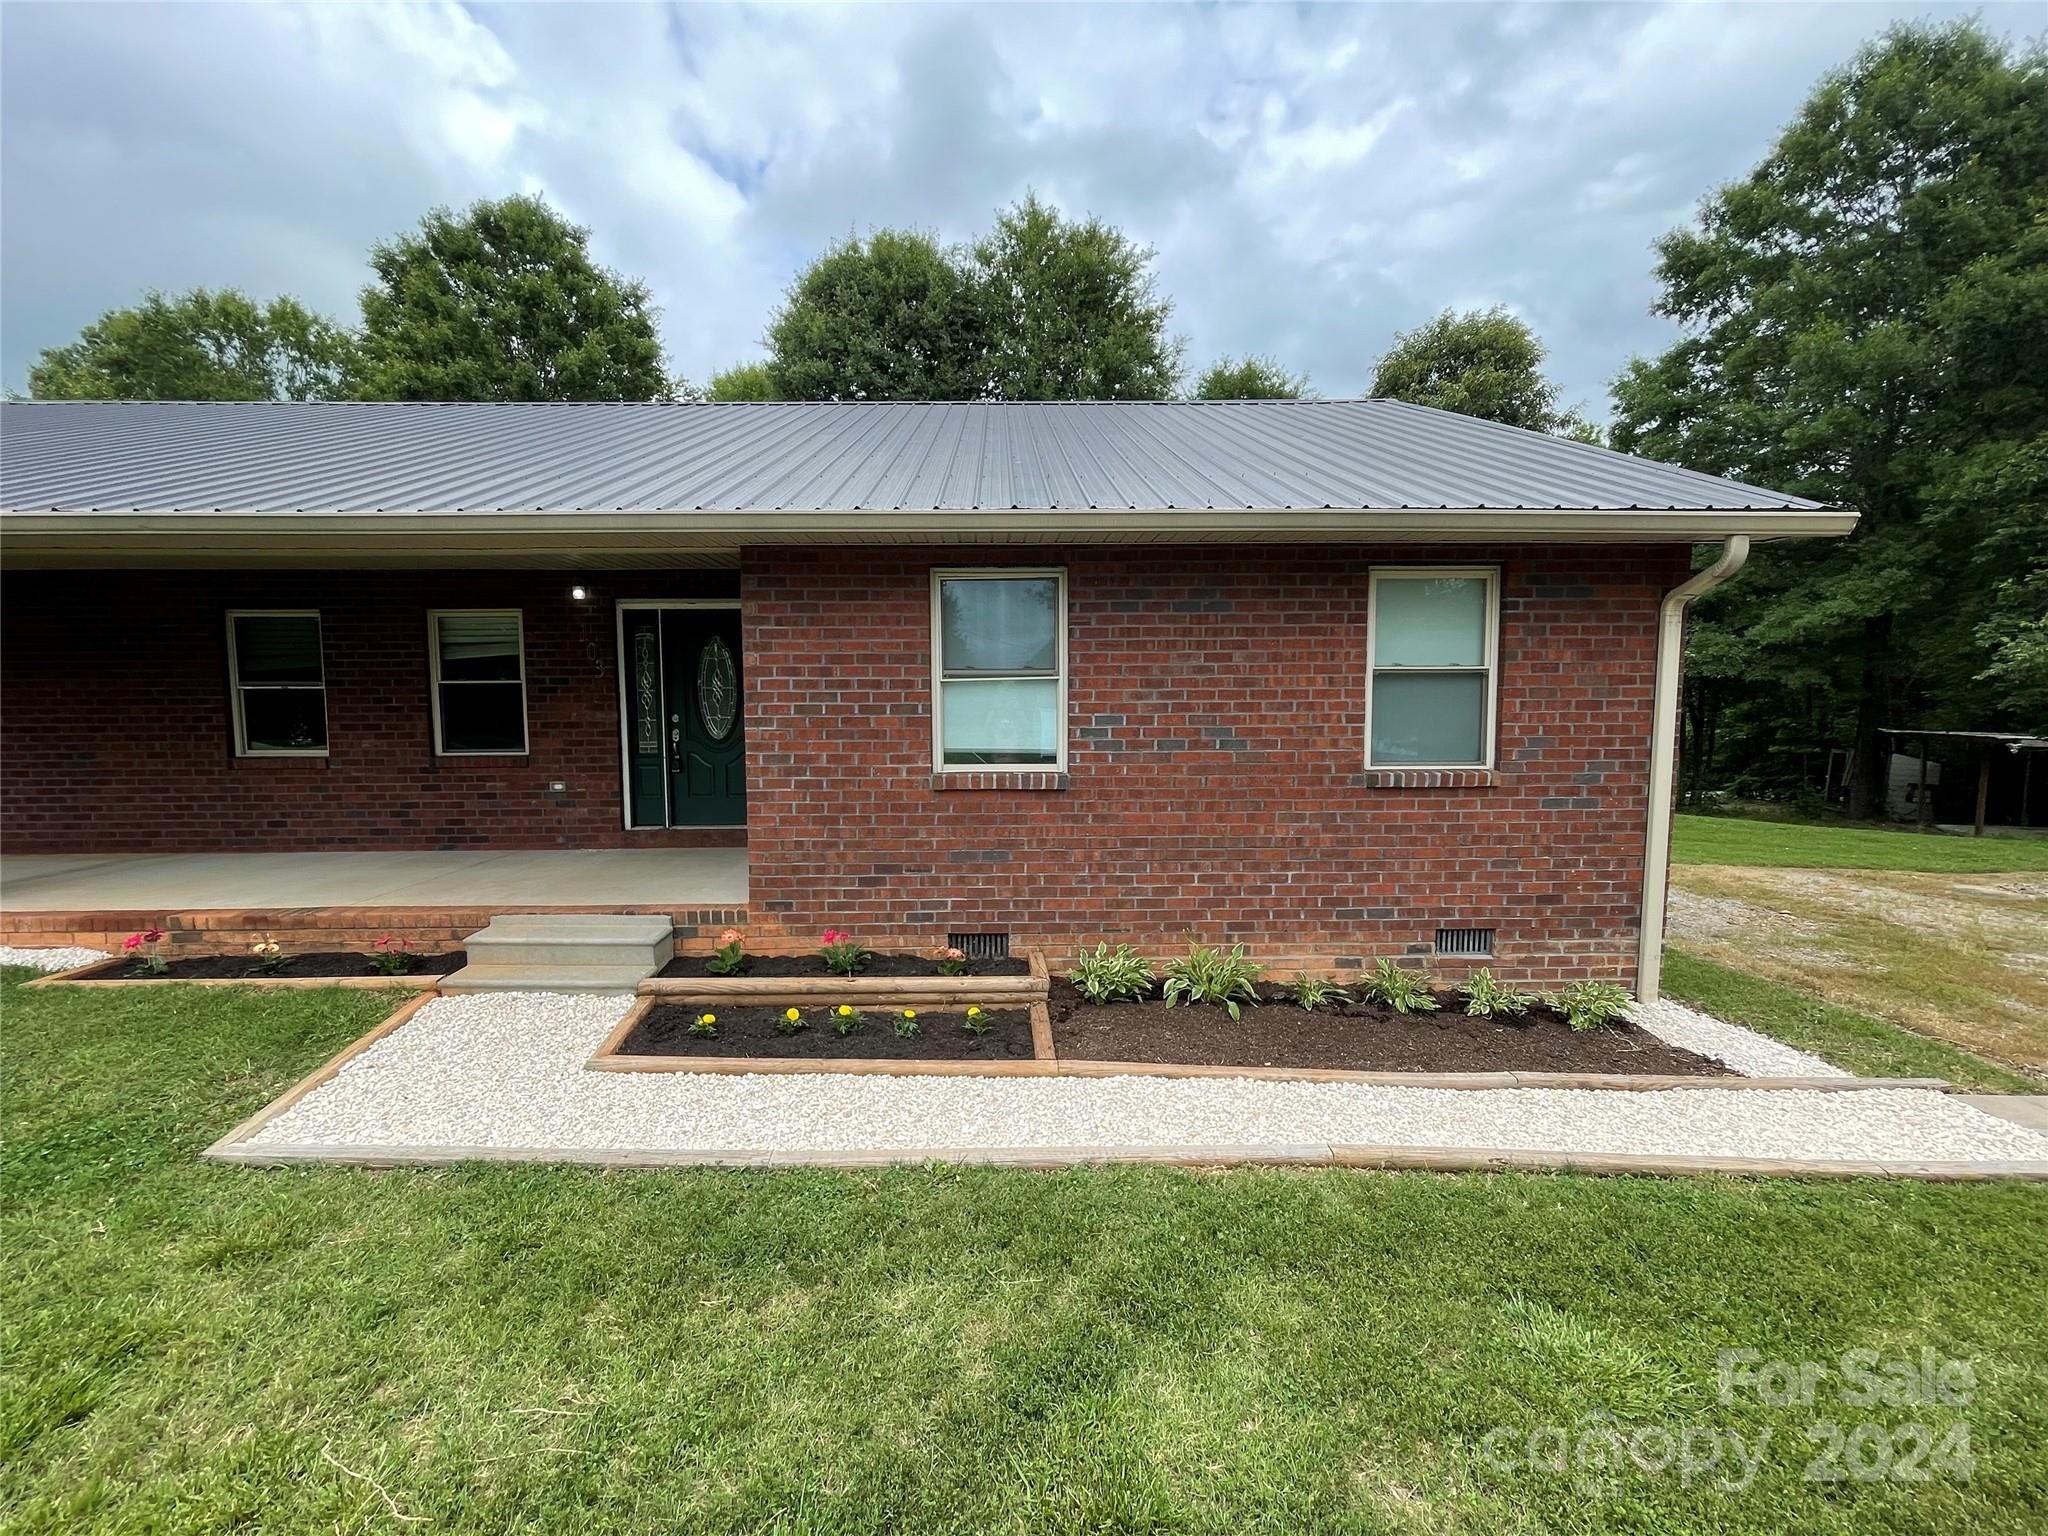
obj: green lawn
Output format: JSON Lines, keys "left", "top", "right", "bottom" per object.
{"left": 5, "top": 970, "right": 2047, "bottom": 1534}
{"left": 1662, "top": 949, "right": 2039, "bottom": 1093}
{"left": 1673, "top": 814, "right": 2048, "bottom": 872}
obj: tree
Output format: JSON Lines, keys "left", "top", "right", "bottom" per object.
{"left": 352, "top": 194, "right": 669, "bottom": 402}
{"left": 1370, "top": 306, "right": 1588, "bottom": 433}
{"left": 27, "top": 288, "right": 355, "bottom": 401}
{"left": 765, "top": 230, "right": 983, "bottom": 401}
{"left": 704, "top": 362, "right": 781, "bottom": 402}
{"left": 1611, "top": 21, "right": 2048, "bottom": 813}
{"left": 1193, "top": 355, "right": 1308, "bottom": 399}
{"left": 972, "top": 193, "right": 1183, "bottom": 400}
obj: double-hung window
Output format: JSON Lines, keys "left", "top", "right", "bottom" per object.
{"left": 1366, "top": 568, "right": 1499, "bottom": 769}
{"left": 227, "top": 611, "right": 328, "bottom": 756}
{"left": 932, "top": 569, "right": 1066, "bottom": 770}
{"left": 430, "top": 610, "right": 528, "bottom": 755}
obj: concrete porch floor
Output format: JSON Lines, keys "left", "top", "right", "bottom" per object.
{"left": 0, "top": 849, "right": 749, "bottom": 912}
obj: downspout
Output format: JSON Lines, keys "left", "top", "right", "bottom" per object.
{"left": 1637, "top": 535, "right": 1750, "bottom": 1002}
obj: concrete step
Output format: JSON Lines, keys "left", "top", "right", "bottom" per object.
{"left": 460, "top": 913, "right": 673, "bottom": 972}
{"left": 439, "top": 963, "right": 651, "bottom": 994}
{"left": 447, "top": 913, "right": 673, "bottom": 993}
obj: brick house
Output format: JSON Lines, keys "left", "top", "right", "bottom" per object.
{"left": 0, "top": 399, "right": 1851, "bottom": 996}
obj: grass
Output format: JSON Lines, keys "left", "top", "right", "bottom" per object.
{"left": 5, "top": 971, "right": 2048, "bottom": 1533}
{"left": 1673, "top": 814, "right": 2048, "bottom": 873}
{"left": 1661, "top": 949, "right": 2038, "bottom": 1093}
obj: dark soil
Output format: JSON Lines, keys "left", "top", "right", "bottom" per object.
{"left": 619, "top": 1004, "right": 1037, "bottom": 1061}
{"left": 88, "top": 950, "right": 466, "bottom": 982}
{"left": 656, "top": 952, "right": 1030, "bottom": 980}
{"left": 1047, "top": 979, "right": 1727, "bottom": 1076}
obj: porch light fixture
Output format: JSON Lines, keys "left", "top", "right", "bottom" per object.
{"left": 569, "top": 585, "right": 589, "bottom": 601}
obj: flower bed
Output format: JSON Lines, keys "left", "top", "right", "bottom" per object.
{"left": 657, "top": 953, "right": 1031, "bottom": 980}
{"left": 610, "top": 1003, "right": 1039, "bottom": 1064}
{"left": 1047, "top": 979, "right": 1728, "bottom": 1077}
{"left": 54, "top": 950, "right": 466, "bottom": 985}
{"left": 643, "top": 929, "right": 1046, "bottom": 1005}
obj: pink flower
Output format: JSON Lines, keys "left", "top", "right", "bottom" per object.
{"left": 123, "top": 933, "right": 144, "bottom": 951}
{"left": 821, "top": 929, "right": 846, "bottom": 944}
{"left": 940, "top": 947, "right": 965, "bottom": 962}
{"left": 719, "top": 928, "right": 743, "bottom": 946}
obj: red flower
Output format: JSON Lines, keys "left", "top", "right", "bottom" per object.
{"left": 142, "top": 927, "right": 166, "bottom": 944}
{"left": 821, "top": 929, "right": 846, "bottom": 944}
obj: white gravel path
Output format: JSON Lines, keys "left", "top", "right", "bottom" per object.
{"left": 237, "top": 991, "right": 2048, "bottom": 1168}
{"left": 0, "top": 944, "right": 110, "bottom": 974}
{"left": 1632, "top": 997, "right": 1848, "bottom": 1078}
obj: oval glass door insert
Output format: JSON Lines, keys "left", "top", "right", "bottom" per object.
{"left": 697, "top": 635, "right": 737, "bottom": 741}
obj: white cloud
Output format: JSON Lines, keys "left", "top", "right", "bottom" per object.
{"left": 2, "top": 0, "right": 2028, "bottom": 412}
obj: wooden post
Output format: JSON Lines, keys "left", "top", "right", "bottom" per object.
{"left": 1975, "top": 757, "right": 1992, "bottom": 837}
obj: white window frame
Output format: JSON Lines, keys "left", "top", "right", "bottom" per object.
{"left": 428, "top": 608, "right": 530, "bottom": 757}
{"left": 226, "top": 609, "right": 328, "bottom": 758}
{"left": 930, "top": 568, "right": 1068, "bottom": 774}
{"left": 1364, "top": 566, "right": 1501, "bottom": 771}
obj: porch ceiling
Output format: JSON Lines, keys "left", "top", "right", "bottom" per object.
{"left": 0, "top": 849, "right": 748, "bottom": 913}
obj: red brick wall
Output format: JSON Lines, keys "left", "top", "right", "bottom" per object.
{"left": 0, "top": 569, "right": 740, "bottom": 851}
{"left": 741, "top": 545, "right": 1690, "bottom": 986}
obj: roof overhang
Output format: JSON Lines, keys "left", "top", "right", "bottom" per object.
{"left": 0, "top": 505, "right": 1858, "bottom": 569}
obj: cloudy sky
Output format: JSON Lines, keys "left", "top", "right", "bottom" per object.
{"left": 1, "top": 1, "right": 2028, "bottom": 413}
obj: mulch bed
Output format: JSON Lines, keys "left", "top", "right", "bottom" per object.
{"left": 656, "top": 953, "right": 1030, "bottom": 979}
{"left": 81, "top": 951, "right": 466, "bottom": 982}
{"left": 1047, "top": 979, "right": 1727, "bottom": 1076}
{"left": 618, "top": 1004, "right": 1037, "bottom": 1061}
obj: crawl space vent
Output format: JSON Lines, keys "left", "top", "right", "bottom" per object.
{"left": 948, "top": 931, "right": 1010, "bottom": 960}
{"left": 1434, "top": 927, "right": 1495, "bottom": 959}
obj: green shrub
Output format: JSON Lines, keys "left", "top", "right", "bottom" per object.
{"left": 1461, "top": 969, "right": 1538, "bottom": 1020}
{"left": 1070, "top": 942, "right": 1155, "bottom": 1004}
{"left": 1161, "top": 940, "right": 1263, "bottom": 1021}
{"left": 1285, "top": 974, "right": 1350, "bottom": 1012}
{"left": 1358, "top": 958, "right": 1439, "bottom": 1015}
{"left": 1550, "top": 980, "right": 1634, "bottom": 1032}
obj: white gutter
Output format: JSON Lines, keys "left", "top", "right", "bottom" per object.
{"left": 1637, "top": 535, "right": 1749, "bottom": 1002}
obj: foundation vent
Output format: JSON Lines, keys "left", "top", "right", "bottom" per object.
{"left": 948, "top": 931, "right": 1011, "bottom": 960}
{"left": 1434, "top": 926, "right": 1495, "bottom": 959}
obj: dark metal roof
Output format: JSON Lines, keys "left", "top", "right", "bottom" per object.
{"left": 0, "top": 399, "right": 1824, "bottom": 516}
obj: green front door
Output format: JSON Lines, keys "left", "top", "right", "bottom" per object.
{"left": 623, "top": 607, "right": 744, "bottom": 827}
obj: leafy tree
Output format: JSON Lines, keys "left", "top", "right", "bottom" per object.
{"left": 352, "top": 194, "right": 669, "bottom": 402}
{"left": 27, "top": 288, "right": 355, "bottom": 401}
{"left": 704, "top": 362, "right": 781, "bottom": 402}
{"left": 765, "top": 230, "right": 983, "bottom": 401}
{"left": 1611, "top": 21, "right": 2048, "bottom": 813}
{"left": 972, "top": 194, "right": 1183, "bottom": 400}
{"left": 1370, "top": 306, "right": 1588, "bottom": 434}
{"left": 1193, "top": 355, "right": 1308, "bottom": 400}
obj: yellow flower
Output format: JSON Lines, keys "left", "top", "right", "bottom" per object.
{"left": 785, "top": 1008, "right": 801, "bottom": 1022}
{"left": 902, "top": 1009, "right": 917, "bottom": 1020}
{"left": 967, "top": 1006, "right": 982, "bottom": 1018}
{"left": 700, "top": 1012, "right": 716, "bottom": 1025}
{"left": 837, "top": 1005, "right": 853, "bottom": 1017}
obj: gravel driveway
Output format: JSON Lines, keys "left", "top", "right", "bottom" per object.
{"left": 230, "top": 991, "right": 2048, "bottom": 1169}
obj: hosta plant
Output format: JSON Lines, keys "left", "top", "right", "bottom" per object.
{"left": 689, "top": 1011, "right": 719, "bottom": 1039}
{"left": 706, "top": 928, "right": 747, "bottom": 976}
{"left": 1551, "top": 980, "right": 1634, "bottom": 1033}
{"left": 1358, "top": 958, "right": 1439, "bottom": 1015}
{"left": 1285, "top": 974, "right": 1350, "bottom": 1012}
{"left": 1162, "top": 940, "right": 1263, "bottom": 1021}
{"left": 1460, "top": 968, "right": 1539, "bottom": 1020}
{"left": 820, "top": 929, "right": 871, "bottom": 976}
{"left": 1070, "top": 942, "right": 1155, "bottom": 1004}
